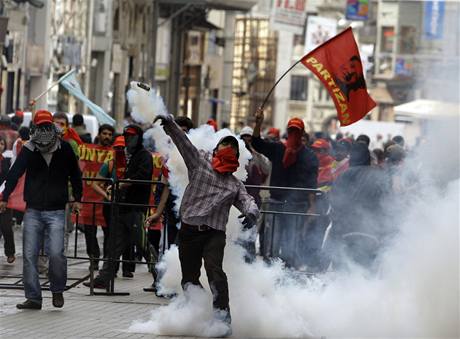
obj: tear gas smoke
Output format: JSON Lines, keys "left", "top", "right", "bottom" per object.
{"left": 126, "top": 81, "right": 168, "bottom": 124}
{"left": 129, "top": 92, "right": 458, "bottom": 338}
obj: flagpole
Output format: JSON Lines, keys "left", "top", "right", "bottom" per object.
{"left": 260, "top": 59, "right": 302, "bottom": 109}
{"left": 30, "top": 69, "right": 76, "bottom": 110}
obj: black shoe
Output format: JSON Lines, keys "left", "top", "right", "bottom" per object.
{"left": 52, "top": 292, "right": 64, "bottom": 308}
{"left": 83, "top": 278, "right": 108, "bottom": 289}
{"left": 122, "top": 271, "right": 134, "bottom": 278}
{"left": 16, "top": 300, "right": 42, "bottom": 310}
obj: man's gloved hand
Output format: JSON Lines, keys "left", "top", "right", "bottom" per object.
{"left": 238, "top": 214, "right": 257, "bottom": 230}
{"left": 153, "top": 115, "right": 167, "bottom": 126}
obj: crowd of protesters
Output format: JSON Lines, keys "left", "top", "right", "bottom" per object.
{"left": 0, "top": 107, "right": 412, "bottom": 318}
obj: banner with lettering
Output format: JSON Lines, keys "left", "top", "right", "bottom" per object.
{"left": 74, "top": 144, "right": 113, "bottom": 227}
{"left": 301, "top": 27, "right": 376, "bottom": 126}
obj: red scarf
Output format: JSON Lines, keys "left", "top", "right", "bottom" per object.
{"left": 63, "top": 127, "right": 83, "bottom": 145}
{"left": 114, "top": 149, "right": 127, "bottom": 179}
{"left": 212, "top": 147, "right": 239, "bottom": 173}
{"left": 282, "top": 129, "right": 303, "bottom": 168}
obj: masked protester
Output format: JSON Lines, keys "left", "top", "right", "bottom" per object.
{"left": 155, "top": 114, "right": 259, "bottom": 336}
{"left": 312, "top": 139, "right": 335, "bottom": 191}
{"left": 90, "top": 135, "right": 135, "bottom": 276}
{"left": 84, "top": 125, "right": 159, "bottom": 292}
{"left": 0, "top": 110, "right": 82, "bottom": 310}
{"left": 332, "top": 138, "right": 351, "bottom": 180}
{"left": 252, "top": 108, "right": 318, "bottom": 269}
{"left": 329, "top": 142, "right": 389, "bottom": 270}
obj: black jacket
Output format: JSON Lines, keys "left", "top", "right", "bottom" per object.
{"left": 2, "top": 141, "right": 82, "bottom": 211}
{"left": 252, "top": 136, "right": 318, "bottom": 202}
{"left": 118, "top": 147, "right": 153, "bottom": 212}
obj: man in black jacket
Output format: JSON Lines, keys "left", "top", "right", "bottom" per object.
{"left": 0, "top": 110, "right": 82, "bottom": 310}
{"left": 85, "top": 124, "right": 157, "bottom": 289}
{"left": 252, "top": 108, "right": 318, "bottom": 268}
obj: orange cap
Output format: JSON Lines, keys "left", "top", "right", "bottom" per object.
{"left": 312, "top": 138, "right": 331, "bottom": 150}
{"left": 287, "top": 118, "right": 305, "bottom": 131}
{"left": 113, "top": 136, "right": 125, "bottom": 148}
{"left": 34, "top": 110, "right": 53, "bottom": 125}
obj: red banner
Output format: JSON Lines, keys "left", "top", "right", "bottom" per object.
{"left": 74, "top": 144, "right": 113, "bottom": 227}
{"left": 301, "top": 27, "right": 376, "bottom": 126}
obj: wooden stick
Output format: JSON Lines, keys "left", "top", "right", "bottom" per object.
{"left": 260, "top": 59, "right": 302, "bottom": 109}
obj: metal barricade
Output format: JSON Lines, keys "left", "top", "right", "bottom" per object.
{"left": 0, "top": 180, "right": 331, "bottom": 293}
{"left": 245, "top": 185, "right": 332, "bottom": 272}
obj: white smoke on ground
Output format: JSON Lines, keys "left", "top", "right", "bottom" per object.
{"left": 131, "top": 177, "right": 459, "bottom": 337}
{"left": 129, "top": 92, "right": 459, "bottom": 337}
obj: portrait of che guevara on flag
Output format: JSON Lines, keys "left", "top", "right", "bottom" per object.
{"left": 301, "top": 27, "right": 376, "bottom": 126}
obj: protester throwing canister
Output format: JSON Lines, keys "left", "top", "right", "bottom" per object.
{"left": 155, "top": 114, "right": 259, "bottom": 336}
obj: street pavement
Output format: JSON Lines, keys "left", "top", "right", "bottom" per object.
{"left": 0, "top": 226, "right": 189, "bottom": 339}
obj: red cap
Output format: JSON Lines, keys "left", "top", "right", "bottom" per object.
{"left": 15, "top": 110, "right": 24, "bottom": 118}
{"left": 34, "top": 110, "right": 53, "bottom": 125}
{"left": 268, "top": 127, "right": 280, "bottom": 138}
{"left": 113, "top": 136, "right": 125, "bottom": 147}
{"left": 207, "top": 119, "right": 218, "bottom": 132}
{"left": 312, "top": 138, "right": 331, "bottom": 150}
{"left": 124, "top": 127, "right": 138, "bottom": 135}
{"left": 287, "top": 118, "right": 305, "bottom": 131}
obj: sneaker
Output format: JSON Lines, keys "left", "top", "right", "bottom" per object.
{"left": 16, "top": 300, "right": 42, "bottom": 310}
{"left": 7, "top": 256, "right": 15, "bottom": 264}
{"left": 122, "top": 271, "right": 134, "bottom": 278}
{"left": 52, "top": 292, "right": 64, "bottom": 308}
{"left": 83, "top": 277, "right": 108, "bottom": 289}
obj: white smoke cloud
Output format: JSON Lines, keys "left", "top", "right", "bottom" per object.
{"left": 130, "top": 92, "right": 459, "bottom": 337}
{"left": 126, "top": 82, "right": 168, "bottom": 124}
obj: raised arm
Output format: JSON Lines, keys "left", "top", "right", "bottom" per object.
{"left": 251, "top": 107, "right": 280, "bottom": 160}
{"left": 156, "top": 115, "right": 201, "bottom": 171}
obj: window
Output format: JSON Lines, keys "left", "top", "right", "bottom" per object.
{"left": 381, "top": 26, "right": 395, "bottom": 53}
{"left": 290, "top": 75, "right": 308, "bottom": 101}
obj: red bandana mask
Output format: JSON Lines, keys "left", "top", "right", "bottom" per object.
{"left": 212, "top": 147, "right": 239, "bottom": 174}
{"left": 282, "top": 129, "right": 303, "bottom": 168}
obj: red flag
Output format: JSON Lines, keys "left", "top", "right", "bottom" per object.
{"left": 301, "top": 27, "right": 376, "bottom": 126}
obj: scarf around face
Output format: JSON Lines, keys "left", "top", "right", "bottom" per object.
{"left": 31, "top": 124, "right": 60, "bottom": 153}
{"left": 212, "top": 147, "right": 239, "bottom": 174}
{"left": 282, "top": 129, "right": 303, "bottom": 168}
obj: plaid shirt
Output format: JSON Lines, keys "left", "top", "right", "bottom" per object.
{"left": 163, "top": 117, "right": 259, "bottom": 232}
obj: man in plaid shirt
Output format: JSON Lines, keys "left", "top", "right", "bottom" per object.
{"left": 156, "top": 115, "right": 259, "bottom": 334}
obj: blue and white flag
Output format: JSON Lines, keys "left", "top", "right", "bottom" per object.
{"left": 59, "top": 71, "right": 116, "bottom": 126}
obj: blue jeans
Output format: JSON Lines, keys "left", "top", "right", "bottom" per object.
{"left": 23, "top": 209, "right": 67, "bottom": 303}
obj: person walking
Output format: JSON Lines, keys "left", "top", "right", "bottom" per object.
{"left": 80, "top": 124, "right": 115, "bottom": 271}
{"left": 0, "top": 136, "right": 15, "bottom": 263}
{"left": 0, "top": 110, "right": 82, "bottom": 310}
{"left": 155, "top": 114, "right": 259, "bottom": 336}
